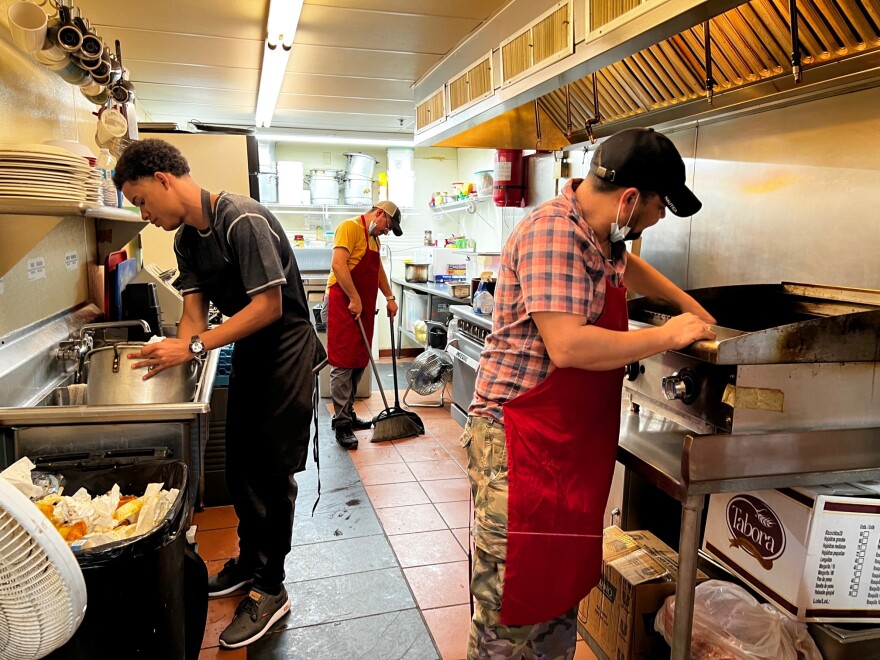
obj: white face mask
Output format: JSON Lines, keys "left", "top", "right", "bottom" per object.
{"left": 609, "top": 192, "right": 640, "bottom": 243}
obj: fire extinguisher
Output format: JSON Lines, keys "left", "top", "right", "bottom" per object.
{"left": 493, "top": 149, "right": 526, "bottom": 207}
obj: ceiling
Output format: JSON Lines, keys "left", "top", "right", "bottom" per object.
{"left": 74, "top": 0, "right": 511, "bottom": 139}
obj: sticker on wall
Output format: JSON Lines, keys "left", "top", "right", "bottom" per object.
{"left": 65, "top": 251, "right": 79, "bottom": 271}
{"left": 27, "top": 256, "right": 46, "bottom": 281}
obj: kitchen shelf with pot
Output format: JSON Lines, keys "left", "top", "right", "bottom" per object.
{"left": 0, "top": 199, "right": 145, "bottom": 277}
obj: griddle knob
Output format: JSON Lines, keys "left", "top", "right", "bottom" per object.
{"left": 661, "top": 368, "right": 699, "bottom": 404}
{"left": 624, "top": 361, "right": 641, "bottom": 381}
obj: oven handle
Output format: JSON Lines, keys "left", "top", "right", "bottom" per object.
{"left": 448, "top": 342, "right": 481, "bottom": 371}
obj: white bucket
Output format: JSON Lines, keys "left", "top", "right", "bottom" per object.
{"left": 343, "top": 174, "right": 373, "bottom": 205}
{"left": 343, "top": 152, "right": 378, "bottom": 179}
{"left": 306, "top": 170, "right": 340, "bottom": 204}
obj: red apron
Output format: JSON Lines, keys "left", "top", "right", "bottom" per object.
{"left": 499, "top": 279, "right": 628, "bottom": 626}
{"left": 327, "top": 217, "right": 380, "bottom": 369}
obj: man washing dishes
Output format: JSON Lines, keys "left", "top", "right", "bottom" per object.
{"left": 462, "top": 128, "right": 717, "bottom": 658}
{"left": 321, "top": 201, "right": 402, "bottom": 449}
{"left": 113, "top": 139, "right": 322, "bottom": 649}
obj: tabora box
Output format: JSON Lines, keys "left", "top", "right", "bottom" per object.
{"left": 579, "top": 527, "right": 707, "bottom": 659}
{"left": 702, "top": 484, "right": 880, "bottom": 622}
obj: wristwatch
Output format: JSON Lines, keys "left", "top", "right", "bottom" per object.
{"left": 386, "top": 295, "right": 396, "bottom": 301}
{"left": 189, "top": 335, "right": 206, "bottom": 356}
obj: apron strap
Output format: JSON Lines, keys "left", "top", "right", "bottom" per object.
{"left": 310, "top": 370, "right": 321, "bottom": 515}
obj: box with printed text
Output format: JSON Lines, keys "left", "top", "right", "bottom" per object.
{"left": 579, "top": 527, "right": 707, "bottom": 659}
{"left": 702, "top": 484, "right": 880, "bottom": 622}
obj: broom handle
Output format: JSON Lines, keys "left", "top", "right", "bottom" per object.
{"left": 357, "top": 316, "right": 391, "bottom": 410}
{"left": 388, "top": 315, "right": 403, "bottom": 408}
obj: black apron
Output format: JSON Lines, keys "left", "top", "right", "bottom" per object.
{"left": 194, "top": 190, "right": 322, "bottom": 474}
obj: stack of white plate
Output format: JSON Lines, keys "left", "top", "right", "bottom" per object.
{"left": 0, "top": 143, "right": 100, "bottom": 205}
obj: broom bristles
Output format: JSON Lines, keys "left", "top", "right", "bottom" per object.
{"left": 371, "top": 411, "right": 423, "bottom": 442}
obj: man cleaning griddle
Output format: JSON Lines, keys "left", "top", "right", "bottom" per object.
{"left": 462, "top": 128, "right": 717, "bottom": 658}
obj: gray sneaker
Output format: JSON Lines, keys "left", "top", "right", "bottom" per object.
{"left": 207, "top": 558, "right": 254, "bottom": 598}
{"left": 219, "top": 586, "right": 291, "bottom": 649}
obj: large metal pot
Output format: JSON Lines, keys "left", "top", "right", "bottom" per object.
{"left": 84, "top": 342, "right": 199, "bottom": 405}
{"left": 305, "top": 169, "right": 341, "bottom": 204}
{"left": 343, "top": 152, "right": 378, "bottom": 179}
{"left": 405, "top": 263, "right": 430, "bottom": 283}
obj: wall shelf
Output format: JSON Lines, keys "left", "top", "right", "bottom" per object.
{"left": 429, "top": 196, "right": 491, "bottom": 214}
{"left": 0, "top": 200, "right": 145, "bottom": 276}
{"left": 266, "top": 203, "right": 418, "bottom": 215}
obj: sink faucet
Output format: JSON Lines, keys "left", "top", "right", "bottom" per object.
{"left": 54, "top": 320, "right": 153, "bottom": 383}
{"left": 79, "top": 319, "right": 152, "bottom": 342}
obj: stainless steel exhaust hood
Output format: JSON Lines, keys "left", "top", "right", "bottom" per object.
{"left": 415, "top": 0, "right": 880, "bottom": 149}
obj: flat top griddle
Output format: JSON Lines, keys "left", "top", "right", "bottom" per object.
{"left": 627, "top": 282, "right": 880, "bottom": 364}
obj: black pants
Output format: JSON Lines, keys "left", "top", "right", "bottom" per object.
{"left": 226, "top": 460, "right": 298, "bottom": 592}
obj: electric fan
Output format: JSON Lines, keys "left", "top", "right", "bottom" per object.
{"left": 402, "top": 348, "right": 454, "bottom": 408}
{"left": 0, "top": 477, "right": 87, "bottom": 659}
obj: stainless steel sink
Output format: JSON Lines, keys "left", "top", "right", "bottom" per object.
{"left": 0, "top": 304, "right": 220, "bottom": 511}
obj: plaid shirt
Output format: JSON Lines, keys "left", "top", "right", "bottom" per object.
{"left": 469, "top": 179, "right": 627, "bottom": 423}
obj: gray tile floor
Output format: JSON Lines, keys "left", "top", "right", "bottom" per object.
{"left": 248, "top": 398, "right": 441, "bottom": 660}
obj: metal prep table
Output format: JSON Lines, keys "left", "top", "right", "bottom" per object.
{"left": 391, "top": 277, "right": 471, "bottom": 353}
{"left": 616, "top": 408, "right": 880, "bottom": 659}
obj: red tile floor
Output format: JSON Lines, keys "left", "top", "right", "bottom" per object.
{"left": 194, "top": 363, "right": 598, "bottom": 659}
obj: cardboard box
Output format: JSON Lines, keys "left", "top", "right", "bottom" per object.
{"left": 580, "top": 527, "right": 707, "bottom": 659}
{"left": 702, "top": 484, "right": 880, "bottom": 622}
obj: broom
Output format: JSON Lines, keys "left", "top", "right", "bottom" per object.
{"left": 355, "top": 317, "right": 424, "bottom": 442}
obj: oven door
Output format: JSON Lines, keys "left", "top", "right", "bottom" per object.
{"left": 448, "top": 332, "right": 483, "bottom": 428}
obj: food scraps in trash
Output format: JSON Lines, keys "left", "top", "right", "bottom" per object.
{"left": 33, "top": 481, "right": 179, "bottom": 550}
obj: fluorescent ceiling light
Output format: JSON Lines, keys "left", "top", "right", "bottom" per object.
{"left": 257, "top": 133, "right": 415, "bottom": 147}
{"left": 255, "top": 0, "right": 304, "bottom": 128}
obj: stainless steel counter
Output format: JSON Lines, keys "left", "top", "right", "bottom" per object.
{"left": 391, "top": 277, "right": 471, "bottom": 302}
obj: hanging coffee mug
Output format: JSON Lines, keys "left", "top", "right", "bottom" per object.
{"left": 109, "top": 79, "right": 135, "bottom": 104}
{"left": 7, "top": 1, "right": 48, "bottom": 54}
{"left": 80, "top": 80, "right": 109, "bottom": 105}
{"left": 44, "top": 56, "right": 90, "bottom": 86}
{"left": 55, "top": 6, "right": 82, "bottom": 53}
{"left": 95, "top": 107, "right": 128, "bottom": 148}
{"left": 75, "top": 52, "right": 101, "bottom": 70}
{"left": 79, "top": 20, "right": 103, "bottom": 60}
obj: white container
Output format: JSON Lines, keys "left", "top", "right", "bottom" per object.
{"left": 343, "top": 152, "right": 378, "bottom": 178}
{"left": 343, "top": 174, "right": 373, "bottom": 205}
{"left": 306, "top": 169, "right": 341, "bottom": 205}
{"left": 387, "top": 170, "right": 416, "bottom": 208}
{"left": 387, "top": 148, "right": 414, "bottom": 173}
{"left": 403, "top": 289, "right": 428, "bottom": 333}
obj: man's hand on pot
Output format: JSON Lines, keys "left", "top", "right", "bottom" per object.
{"left": 129, "top": 339, "right": 193, "bottom": 379}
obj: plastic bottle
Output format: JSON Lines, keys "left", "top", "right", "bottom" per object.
{"left": 472, "top": 276, "right": 494, "bottom": 316}
{"left": 96, "top": 148, "right": 117, "bottom": 206}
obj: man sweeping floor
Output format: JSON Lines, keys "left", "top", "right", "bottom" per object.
{"left": 320, "top": 201, "right": 402, "bottom": 450}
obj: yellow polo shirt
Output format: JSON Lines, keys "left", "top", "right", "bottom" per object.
{"left": 326, "top": 216, "right": 380, "bottom": 289}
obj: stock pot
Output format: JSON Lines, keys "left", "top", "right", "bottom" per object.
{"left": 404, "top": 263, "right": 429, "bottom": 283}
{"left": 85, "top": 342, "right": 199, "bottom": 405}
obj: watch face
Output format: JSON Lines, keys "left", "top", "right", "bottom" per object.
{"left": 191, "top": 339, "right": 204, "bottom": 354}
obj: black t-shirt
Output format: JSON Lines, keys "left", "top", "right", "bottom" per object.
{"left": 174, "top": 192, "right": 310, "bottom": 326}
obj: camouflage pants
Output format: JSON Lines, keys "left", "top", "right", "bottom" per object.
{"left": 461, "top": 416, "right": 578, "bottom": 660}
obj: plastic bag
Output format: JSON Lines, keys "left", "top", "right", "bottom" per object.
{"left": 654, "top": 580, "right": 822, "bottom": 660}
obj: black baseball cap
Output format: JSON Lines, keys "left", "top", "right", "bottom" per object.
{"left": 589, "top": 128, "right": 702, "bottom": 217}
{"left": 375, "top": 201, "right": 403, "bottom": 236}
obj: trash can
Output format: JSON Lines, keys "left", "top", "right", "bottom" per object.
{"left": 42, "top": 457, "right": 205, "bottom": 660}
